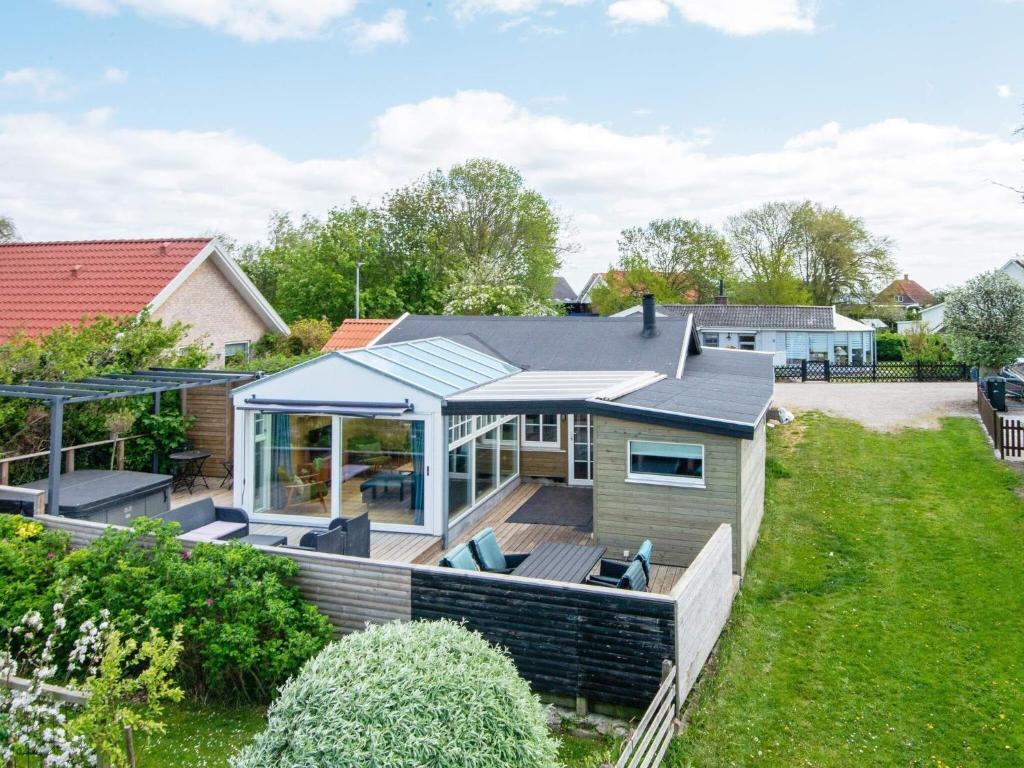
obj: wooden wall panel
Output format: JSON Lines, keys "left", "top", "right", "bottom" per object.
{"left": 520, "top": 415, "right": 569, "bottom": 481}
{"left": 182, "top": 383, "right": 234, "bottom": 478}
{"left": 411, "top": 568, "right": 675, "bottom": 708}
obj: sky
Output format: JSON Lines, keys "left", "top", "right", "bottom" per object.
{"left": 0, "top": 0, "right": 1022, "bottom": 294}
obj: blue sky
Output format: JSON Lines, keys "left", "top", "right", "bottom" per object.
{"left": 1, "top": 0, "right": 1022, "bottom": 291}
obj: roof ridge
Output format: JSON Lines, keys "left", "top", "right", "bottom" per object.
{"left": 0, "top": 237, "right": 212, "bottom": 247}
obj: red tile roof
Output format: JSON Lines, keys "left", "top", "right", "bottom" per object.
{"left": 0, "top": 238, "right": 211, "bottom": 341}
{"left": 875, "top": 275, "right": 936, "bottom": 307}
{"left": 323, "top": 318, "right": 397, "bottom": 351}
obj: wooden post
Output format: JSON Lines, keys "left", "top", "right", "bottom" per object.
{"left": 124, "top": 726, "right": 136, "bottom": 768}
{"left": 115, "top": 438, "right": 126, "bottom": 471}
{"left": 0, "top": 460, "right": 8, "bottom": 487}
{"left": 575, "top": 695, "right": 589, "bottom": 719}
{"left": 64, "top": 447, "right": 75, "bottom": 474}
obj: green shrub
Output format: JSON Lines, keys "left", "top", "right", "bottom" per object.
{"left": 0, "top": 516, "right": 69, "bottom": 628}
{"left": 56, "top": 519, "right": 332, "bottom": 702}
{"left": 875, "top": 331, "right": 904, "bottom": 361}
{"left": 233, "top": 620, "right": 561, "bottom": 768}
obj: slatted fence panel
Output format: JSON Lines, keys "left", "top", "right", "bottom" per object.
{"left": 615, "top": 662, "right": 677, "bottom": 768}
{"left": 1002, "top": 418, "right": 1024, "bottom": 459}
{"left": 777, "top": 361, "right": 969, "bottom": 383}
{"left": 411, "top": 568, "right": 676, "bottom": 708}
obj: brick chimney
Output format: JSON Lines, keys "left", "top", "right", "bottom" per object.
{"left": 714, "top": 278, "right": 729, "bottom": 305}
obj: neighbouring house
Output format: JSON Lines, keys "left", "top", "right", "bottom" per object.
{"left": 873, "top": 273, "right": 937, "bottom": 311}
{"left": 0, "top": 238, "right": 289, "bottom": 363}
{"left": 323, "top": 317, "right": 400, "bottom": 352}
{"left": 862, "top": 318, "right": 890, "bottom": 330}
{"left": 230, "top": 299, "right": 775, "bottom": 573}
{"left": 612, "top": 301, "right": 876, "bottom": 366}
{"left": 551, "top": 276, "right": 577, "bottom": 303}
{"left": 577, "top": 271, "right": 698, "bottom": 310}
{"left": 896, "top": 302, "right": 945, "bottom": 335}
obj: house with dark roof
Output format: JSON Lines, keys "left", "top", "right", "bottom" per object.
{"left": 0, "top": 238, "right": 289, "bottom": 363}
{"left": 612, "top": 300, "right": 876, "bottom": 366}
{"left": 551, "top": 276, "right": 578, "bottom": 303}
{"left": 874, "top": 274, "right": 937, "bottom": 310}
{"left": 229, "top": 298, "right": 775, "bottom": 574}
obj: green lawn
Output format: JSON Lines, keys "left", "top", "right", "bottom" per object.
{"left": 667, "top": 414, "right": 1024, "bottom": 767}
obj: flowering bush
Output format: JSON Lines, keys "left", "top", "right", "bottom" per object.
{"left": 0, "top": 515, "right": 69, "bottom": 631}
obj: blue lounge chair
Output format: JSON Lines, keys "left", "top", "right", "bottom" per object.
{"left": 467, "top": 528, "right": 529, "bottom": 574}
{"left": 588, "top": 559, "right": 647, "bottom": 591}
{"left": 588, "top": 540, "right": 653, "bottom": 587}
{"left": 439, "top": 543, "right": 481, "bottom": 571}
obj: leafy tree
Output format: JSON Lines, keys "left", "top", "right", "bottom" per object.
{"left": 726, "top": 202, "right": 813, "bottom": 304}
{"left": 239, "top": 159, "right": 566, "bottom": 322}
{"left": 945, "top": 271, "right": 1024, "bottom": 373}
{"left": 588, "top": 254, "right": 681, "bottom": 315}
{"left": 791, "top": 202, "right": 896, "bottom": 304}
{"left": 0, "top": 215, "right": 17, "bottom": 242}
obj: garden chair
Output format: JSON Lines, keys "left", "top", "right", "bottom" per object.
{"left": 587, "top": 539, "right": 653, "bottom": 587}
{"left": 439, "top": 543, "right": 480, "bottom": 571}
{"left": 467, "top": 527, "right": 529, "bottom": 574}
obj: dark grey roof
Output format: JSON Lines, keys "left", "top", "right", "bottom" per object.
{"left": 551, "top": 276, "right": 577, "bottom": 302}
{"left": 604, "top": 348, "right": 774, "bottom": 434}
{"left": 656, "top": 304, "right": 836, "bottom": 331}
{"left": 378, "top": 315, "right": 696, "bottom": 377}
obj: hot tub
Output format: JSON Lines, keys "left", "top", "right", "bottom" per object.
{"left": 22, "top": 470, "right": 173, "bottom": 525}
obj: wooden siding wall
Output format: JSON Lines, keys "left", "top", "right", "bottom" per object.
{"left": 520, "top": 415, "right": 569, "bottom": 481}
{"left": 182, "top": 383, "right": 234, "bottom": 477}
{"left": 737, "top": 419, "right": 766, "bottom": 574}
{"left": 411, "top": 568, "right": 676, "bottom": 708}
{"left": 672, "top": 524, "right": 736, "bottom": 704}
{"left": 593, "top": 416, "right": 742, "bottom": 571}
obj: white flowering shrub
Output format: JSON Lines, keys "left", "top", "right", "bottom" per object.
{"left": 233, "top": 620, "right": 561, "bottom": 768}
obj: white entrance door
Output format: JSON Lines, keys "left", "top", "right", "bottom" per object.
{"left": 567, "top": 413, "right": 594, "bottom": 486}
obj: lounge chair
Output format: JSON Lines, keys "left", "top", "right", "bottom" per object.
{"left": 299, "top": 513, "right": 371, "bottom": 558}
{"left": 288, "top": 525, "right": 348, "bottom": 555}
{"left": 588, "top": 559, "right": 648, "bottom": 591}
{"left": 467, "top": 527, "right": 529, "bottom": 574}
{"left": 439, "top": 543, "right": 480, "bottom": 571}
{"left": 588, "top": 539, "right": 653, "bottom": 587}
{"left": 159, "top": 498, "right": 249, "bottom": 543}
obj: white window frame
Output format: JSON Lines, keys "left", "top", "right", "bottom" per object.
{"left": 625, "top": 439, "right": 705, "bottom": 489}
{"left": 447, "top": 414, "right": 520, "bottom": 527}
{"left": 224, "top": 340, "right": 250, "bottom": 361}
{"left": 520, "top": 414, "right": 560, "bottom": 450}
{"left": 738, "top": 333, "right": 756, "bottom": 351}
{"left": 702, "top": 332, "right": 719, "bottom": 348}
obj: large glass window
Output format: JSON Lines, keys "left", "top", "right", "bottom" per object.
{"left": 253, "top": 413, "right": 333, "bottom": 518}
{"left": 522, "top": 414, "right": 559, "bottom": 447}
{"left": 627, "top": 440, "right": 704, "bottom": 487}
{"left": 448, "top": 441, "right": 472, "bottom": 520}
{"left": 738, "top": 334, "right": 756, "bottom": 351}
{"left": 474, "top": 428, "right": 498, "bottom": 501}
{"left": 500, "top": 418, "right": 519, "bottom": 484}
{"left": 340, "top": 417, "right": 424, "bottom": 526}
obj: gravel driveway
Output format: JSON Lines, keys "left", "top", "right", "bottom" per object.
{"left": 773, "top": 381, "right": 977, "bottom": 431}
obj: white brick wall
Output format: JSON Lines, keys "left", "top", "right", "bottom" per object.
{"left": 152, "top": 259, "right": 271, "bottom": 365}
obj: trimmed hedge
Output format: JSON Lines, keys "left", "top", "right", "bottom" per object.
{"left": 233, "top": 620, "right": 561, "bottom": 768}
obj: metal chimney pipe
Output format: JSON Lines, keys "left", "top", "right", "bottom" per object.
{"left": 641, "top": 294, "right": 658, "bottom": 338}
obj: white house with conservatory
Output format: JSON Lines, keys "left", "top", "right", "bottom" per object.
{"left": 613, "top": 303, "right": 876, "bottom": 367}
{"left": 228, "top": 306, "right": 776, "bottom": 573}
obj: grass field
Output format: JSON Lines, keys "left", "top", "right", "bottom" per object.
{"left": 667, "top": 414, "right": 1024, "bottom": 767}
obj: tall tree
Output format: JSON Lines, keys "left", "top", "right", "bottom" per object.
{"left": 791, "top": 202, "right": 896, "bottom": 304}
{"left": 726, "top": 202, "right": 811, "bottom": 304}
{"left": 615, "top": 218, "right": 735, "bottom": 303}
{"left": 0, "top": 215, "right": 18, "bottom": 243}
{"left": 945, "top": 271, "right": 1024, "bottom": 374}
{"left": 588, "top": 254, "right": 682, "bottom": 315}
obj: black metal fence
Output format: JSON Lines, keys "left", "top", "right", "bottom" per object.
{"left": 776, "top": 360, "right": 969, "bottom": 383}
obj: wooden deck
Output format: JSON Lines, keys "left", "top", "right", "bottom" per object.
{"left": 171, "top": 478, "right": 685, "bottom": 593}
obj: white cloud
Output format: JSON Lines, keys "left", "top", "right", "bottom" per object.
{"left": 350, "top": 9, "right": 408, "bottom": 49}
{"left": 449, "top": 0, "right": 590, "bottom": 21}
{"left": 1, "top": 91, "right": 1020, "bottom": 290}
{"left": 0, "top": 68, "right": 69, "bottom": 101}
{"left": 997, "top": 84, "right": 1012, "bottom": 99}
{"left": 608, "top": 0, "right": 670, "bottom": 25}
{"left": 103, "top": 67, "right": 128, "bottom": 83}
{"left": 56, "top": 0, "right": 358, "bottom": 41}
{"left": 667, "top": 0, "right": 815, "bottom": 35}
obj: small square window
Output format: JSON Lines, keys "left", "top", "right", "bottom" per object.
{"left": 702, "top": 332, "right": 719, "bottom": 348}
{"left": 738, "top": 334, "right": 756, "bottom": 351}
{"left": 224, "top": 341, "right": 250, "bottom": 362}
{"left": 522, "top": 414, "right": 560, "bottom": 447}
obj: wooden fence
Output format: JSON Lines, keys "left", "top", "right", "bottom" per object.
{"left": 613, "top": 661, "right": 677, "bottom": 768}
{"left": 776, "top": 360, "right": 969, "bottom": 383}
{"left": 33, "top": 515, "right": 737, "bottom": 715}
{"left": 976, "top": 383, "right": 1024, "bottom": 459}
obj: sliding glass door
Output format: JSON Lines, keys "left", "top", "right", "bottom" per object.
{"left": 252, "top": 412, "right": 333, "bottom": 519}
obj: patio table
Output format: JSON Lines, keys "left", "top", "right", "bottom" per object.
{"left": 168, "top": 450, "right": 211, "bottom": 494}
{"left": 511, "top": 542, "right": 607, "bottom": 583}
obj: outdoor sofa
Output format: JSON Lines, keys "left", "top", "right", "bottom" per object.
{"left": 159, "top": 498, "right": 249, "bottom": 542}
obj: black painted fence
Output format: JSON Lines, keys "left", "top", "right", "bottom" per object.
{"left": 776, "top": 360, "right": 969, "bottom": 383}
{"left": 411, "top": 569, "right": 676, "bottom": 708}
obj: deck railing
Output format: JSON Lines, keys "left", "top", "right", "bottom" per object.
{"left": 0, "top": 434, "right": 143, "bottom": 486}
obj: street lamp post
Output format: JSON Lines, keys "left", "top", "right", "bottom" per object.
{"left": 355, "top": 261, "right": 364, "bottom": 319}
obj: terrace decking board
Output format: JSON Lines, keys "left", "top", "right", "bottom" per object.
{"left": 411, "top": 569, "right": 675, "bottom": 708}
